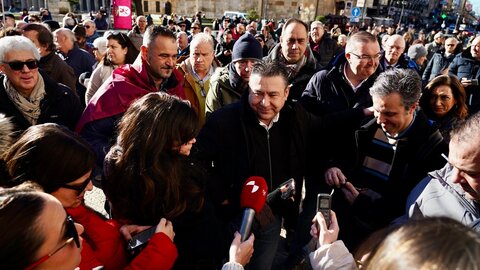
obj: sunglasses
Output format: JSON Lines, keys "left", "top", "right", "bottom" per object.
{"left": 28, "top": 19, "right": 37, "bottom": 22}
{"left": 84, "top": 25, "right": 91, "bottom": 29}
{"left": 106, "top": 31, "right": 128, "bottom": 43}
{"left": 192, "top": 27, "right": 200, "bottom": 30}
{"left": 25, "top": 215, "right": 80, "bottom": 270}
{"left": 3, "top": 60, "right": 39, "bottom": 71}
{"left": 60, "top": 176, "right": 92, "bottom": 194}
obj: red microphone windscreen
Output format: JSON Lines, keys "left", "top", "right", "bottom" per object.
{"left": 240, "top": 176, "right": 268, "bottom": 212}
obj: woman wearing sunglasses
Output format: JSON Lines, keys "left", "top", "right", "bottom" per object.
{"left": 0, "top": 188, "right": 83, "bottom": 270}
{"left": 85, "top": 32, "right": 139, "bottom": 104}
{"left": 1, "top": 123, "right": 178, "bottom": 269}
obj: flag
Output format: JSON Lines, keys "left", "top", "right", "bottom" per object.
{"left": 112, "top": 0, "right": 132, "bottom": 29}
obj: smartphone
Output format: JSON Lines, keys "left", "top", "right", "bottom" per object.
{"left": 471, "top": 79, "right": 479, "bottom": 85}
{"left": 280, "top": 178, "right": 295, "bottom": 199}
{"left": 127, "top": 226, "right": 156, "bottom": 251}
{"left": 316, "top": 193, "right": 332, "bottom": 227}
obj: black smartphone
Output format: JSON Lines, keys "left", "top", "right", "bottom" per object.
{"left": 316, "top": 193, "right": 332, "bottom": 227}
{"left": 127, "top": 226, "right": 156, "bottom": 251}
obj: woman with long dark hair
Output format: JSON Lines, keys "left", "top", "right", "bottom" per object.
{"left": 104, "top": 92, "right": 223, "bottom": 269}
{"left": 85, "top": 32, "right": 139, "bottom": 103}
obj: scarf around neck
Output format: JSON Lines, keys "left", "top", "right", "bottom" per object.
{"left": 4, "top": 74, "right": 45, "bottom": 125}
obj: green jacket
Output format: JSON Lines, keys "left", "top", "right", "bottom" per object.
{"left": 205, "top": 66, "right": 243, "bottom": 119}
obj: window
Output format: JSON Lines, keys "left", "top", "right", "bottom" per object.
{"left": 143, "top": 1, "right": 148, "bottom": 12}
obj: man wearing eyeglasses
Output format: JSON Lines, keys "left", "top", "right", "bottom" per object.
{"left": 408, "top": 112, "right": 480, "bottom": 228}
{"left": 379, "top": 34, "right": 411, "bottom": 70}
{"left": 423, "top": 37, "right": 459, "bottom": 82}
{"left": 84, "top": 19, "right": 100, "bottom": 45}
{"left": 0, "top": 36, "right": 82, "bottom": 133}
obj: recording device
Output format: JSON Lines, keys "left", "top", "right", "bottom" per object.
{"left": 316, "top": 191, "right": 333, "bottom": 227}
{"left": 239, "top": 176, "right": 268, "bottom": 242}
{"left": 127, "top": 226, "right": 156, "bottom": 251}
{"left": 266, "top": 178, "right": 295, "bottom": 203}
{"left": 471, "top": 79, "right": 479, "bottom": 85}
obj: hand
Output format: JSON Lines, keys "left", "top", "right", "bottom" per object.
{"left": 156, "top": 218, "right": 175, "bottom": 242}
{"left": 341, "top": 182, "right": 360, "bottom": 205}
{"left": 119, "top": 224, "right": 152, "bottom": 241}
{"left": 229, "top": 231, "right": 254, "bottom": 266}
{"left": 310, "top": 211, "right": 339, "bottom": 246}
{"left": 363, "top": 106, "right": 374, "bottom": 116}
{"left": 324, "top": 167, "right": 347, "bottom": 188}
{"left": 461, "top": 77, "right": 473, "bottom": 87}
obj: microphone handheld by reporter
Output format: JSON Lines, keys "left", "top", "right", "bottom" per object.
{"left": 239, "top": 176, "right": 268, "bottom": 242}
{"left": 240, "top": 208, "right": 256, "bottom": 242}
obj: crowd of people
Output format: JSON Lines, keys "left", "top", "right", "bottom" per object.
{"left": 1, "top": 9, "right": 480, "bottom": 269}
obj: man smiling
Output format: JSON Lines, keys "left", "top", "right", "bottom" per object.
{"left": 0, "top": 36, "right": 81, "bottom": 133}
{"left": 76, "top": 26, "right": 185, "bottom": 166}
{"left": 326, "top": 68, "right": 447, "bottom": 249}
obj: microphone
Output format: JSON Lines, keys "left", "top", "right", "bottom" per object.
{"left": 239, "top": 176, "right": 268, "bottom": 242}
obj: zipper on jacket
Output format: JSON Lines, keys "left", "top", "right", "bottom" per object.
{"left": 267, "top": 130, "right": 273, "bottom": 190}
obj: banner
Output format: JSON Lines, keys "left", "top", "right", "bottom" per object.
{"left": 112, "top": 0, "right": 132, "bottom": 29}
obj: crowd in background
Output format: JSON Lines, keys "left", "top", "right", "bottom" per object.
{"left": 1, "top": 8, "right": 480, "bottom": 270}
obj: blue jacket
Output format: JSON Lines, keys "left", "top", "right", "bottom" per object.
{"left": 422, "top": 51, "right": 456, "bottom": 82}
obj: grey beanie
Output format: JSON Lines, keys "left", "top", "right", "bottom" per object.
{"left": 232, "top": 33, "right": 263, "bottom": 62}
{"left": 408, "top": 44, "right": 427, "bottom": 60}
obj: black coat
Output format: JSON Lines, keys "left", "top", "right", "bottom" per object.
{"left": 449, "top": 49, "right": 480, "bottom": 114}
{"left": 0, "top": 71, "right": 82, "bottom": 134}
{"left": 422, "top": 51, "right": 455, "bottom": 82}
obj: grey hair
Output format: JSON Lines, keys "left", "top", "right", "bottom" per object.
{"left": 251, "top": 61, "right": 289, "bottom": 87}
{"left": 177, "top": 31, "right": 188, "bottom": 38}
{"left": 0, "top": 36, "right": 41, "bottom": 63}
{"left": 450, "top": 112, "right": 480, "bottom": 144}
{"left": 190, "top": 33, "right": 214, "bottom": 52}
{"left": 83, "top": 19, "right": 95, "bottom": 27}
{"left": 345, "top": 31, "right": 378, "bottom": 53}
{"left": 370, "top": 68, "right": 421, "bottom": 110}
{"left": 62, "top": 16, "right": 75, "bottom": 27}
{"left": 53, "top": 28, "right": 76, "bottom": 43}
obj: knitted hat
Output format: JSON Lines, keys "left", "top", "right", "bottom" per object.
{"left": 232, "top": 33, "right": 263, "bottom": 62}
{"left": 408, "top": 44, "right": 427, "bottom": 60}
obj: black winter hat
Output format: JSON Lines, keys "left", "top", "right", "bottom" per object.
{"left": 232, "top": 33, "right": 263, "bottom": 62}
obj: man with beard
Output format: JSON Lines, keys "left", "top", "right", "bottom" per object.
{"left": 76, "top": 26, "right": 185, "bottom": 166}
{"left": 205, "top": 33, "right": 263, "bottom": 118}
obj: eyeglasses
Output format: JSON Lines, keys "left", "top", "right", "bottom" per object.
{"left": 24, "top": 215, "right": 80, "bottom": 270}
{"left": 3, "top": 60, "right": 39, "bottom": 71}
{"left": 84, "top": 25, "right": 91, "bottom": 29}
{"left": 192, "top": 27, "right": 200, "bottom": 30}
{"left": 445, "top": 44, "right": 456, "bottom": 47}
{"left": 60, "top": 176, "right": 92, "bottom": 193}
{"left": 28, "top": 19, "right": 37, "bottom": 22}
{"left": 349, "top": 52, "right": 382, "bottom": 62}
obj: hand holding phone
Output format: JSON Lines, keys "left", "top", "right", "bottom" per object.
{"left": 313, "top": 210, "right": 340, "bottom": 246}
{"left": 316, "top": 192, "right": 332, "bottom": 227}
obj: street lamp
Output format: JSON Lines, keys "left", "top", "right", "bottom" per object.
{"left": 397, "top": 0, "right": 408, "bottom": 25}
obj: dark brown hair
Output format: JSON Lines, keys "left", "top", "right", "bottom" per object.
{"left": 3, "top": 123, "right": 96, "bottom": 192}
{"left": 421, "top": 75, "right": 468, "bottom": 120}
{"left": 105, "top": 93, "right": 203, "bottom": 224}
{"left": 0, "top": 189, "right": 46, "bottom": 269}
